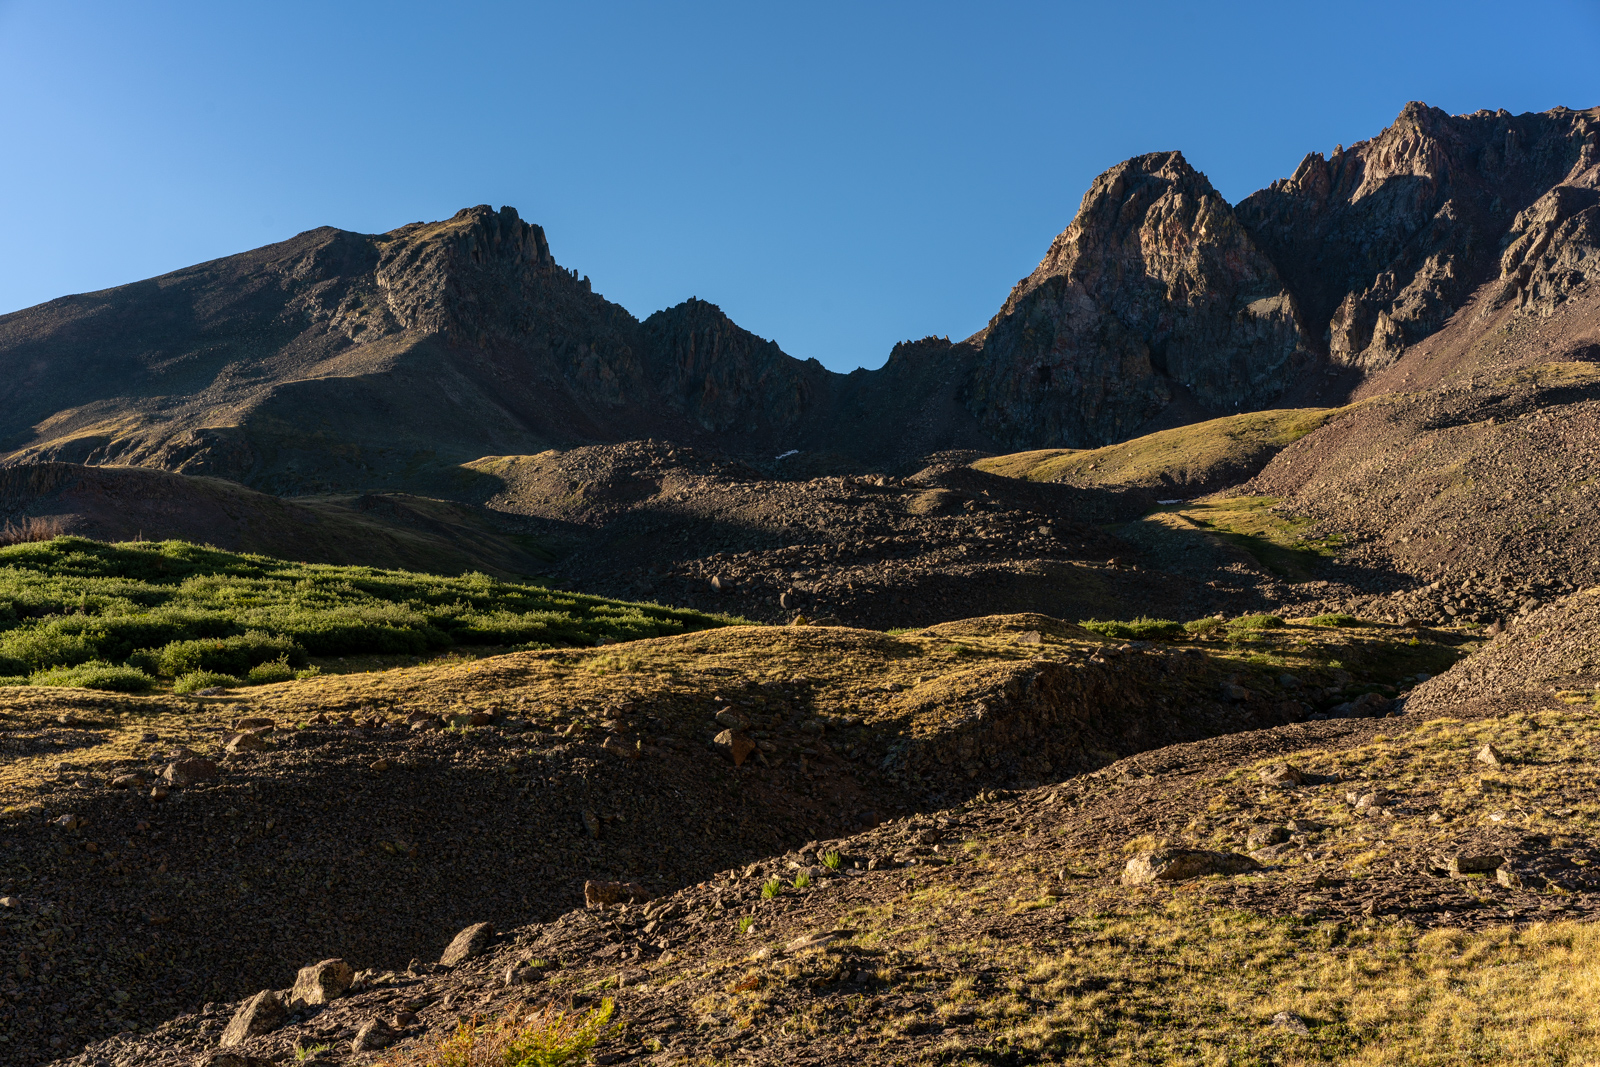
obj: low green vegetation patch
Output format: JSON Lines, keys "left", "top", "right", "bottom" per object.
{"left": 1306, "top": 613, "right": 1362, "bottom": 627}
{"left": 18, "top": 660, "right": 155, "bottom": 692}
{"left": 1170, "top": 496, "right": 1346, "bottom": 580}
{"left": 0, "top": 537, "right": 737, "bottom": 691}
{"left": 1229, "top": 613, "right": 1286, "bottom": 631}
{"left": 1078, "top": 617, "right": 1186, "bottom": 640}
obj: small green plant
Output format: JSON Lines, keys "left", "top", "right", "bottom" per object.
{"left": 1307, "top": 613, "right": 1362, "bottom": 627}
{"left": 245, "top": 655, "right": 297, "bottom": 684}
{"left": 737, "top": 916, "right": 754, "bottom": 934}
{"left": 294, "top": 1044, "right": 331, "bottom": 1063}
{"left": 1229, "top": 614, "right": 1286, "bottom": 631}
{"left": 294, "top": 665, "right": 323, "bottom": 680}
{"left": 762, "top": 878, "right": 782, "bottom": 900}
{"left": 173, "top": 670, "right": 242, "bottom": 694}
{"left": 822, "top": 850, "right": 842, "bottom": 870}
{"left": 793, "top": 871, "right": 812, "bottom": 889}
{"left": 1184, "top": 617, "right": 1224, "bottom": 635}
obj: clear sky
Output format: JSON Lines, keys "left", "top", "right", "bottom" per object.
{"left": 2, "top": 1, "right": 1596, "bottom": 372}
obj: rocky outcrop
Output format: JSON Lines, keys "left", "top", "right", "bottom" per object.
{"left": 1493, "top": 178, "right": 1600, "bottom": 318}
{"left": 640, "top": 298, "right": 828, "bottom": 433}
{"left": 1236, "top": 103, "right": 1600, "bottom": 370}
{"left": 967, "top": 152, "right": 1311, "bottom": 448}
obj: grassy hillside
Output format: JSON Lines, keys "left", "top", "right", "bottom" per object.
{"left": 974, "top": 407, "right": 1345, "bottom": 491}
{"left": 0, "top": 537, "right": 735, "bottom": 691}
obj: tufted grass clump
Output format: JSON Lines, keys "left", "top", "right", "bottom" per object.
{"left": 761, "top": 878, "right": 782, "bottom": 900}
{"left": 379, "top": 998, "right": 615, "bottom": 1067}
{"left": 822, "top": 850, "right": 842, "bottom": 871}
{"left": 1229, "top": 614, "right": 1286, "bottom": 631}
{"left": 737, "top": 916, "right": 754, "bottom": 934}
{"left": 1184, "top": 617, "right": 1224, "bottom": 635}
{"left": 793, "top": 871, "right": 812, "bottom": 889}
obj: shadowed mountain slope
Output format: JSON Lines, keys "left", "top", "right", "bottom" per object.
{"left": 0, "top": 462, "right": 554, "bottom": 577}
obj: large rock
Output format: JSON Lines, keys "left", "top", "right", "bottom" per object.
{"left": 351, "top": 1017, "right": 398, "bottom": 1053}
{"left": 1258, "top": 763, "right": 1307, "bottom": 788}
{"left": 290, "top": 958, "right": 354, "bottom": 1006}
{"left": 220, "top": 990, "right": 286, "bottom": 1047}
{"left": 584, "top": 880, "right": 647, "bottom": 907}
{"left": 224, "top": 732, "right": 267, "bottom": 754}
{"left": 713, "top": 729, "right": 757, "bottom": 767}
{"left": 161, "top": 758, "right": 219, "bottom": 786}
{"left": 1122, "top": 849, "right": 1262, "bottom": 885}
{"left": 439, "top": 922, "right": 493, "bottom": 966}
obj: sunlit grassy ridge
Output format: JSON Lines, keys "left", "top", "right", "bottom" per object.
{"left": 974, "top": 407, "right": 1344, "bottom": 489}
{"left": 0, "top": 537, "right": 736, "bottom": 690}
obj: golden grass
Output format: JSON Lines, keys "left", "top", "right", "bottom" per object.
{"left": 662, "top": 699, "right": 1600, "bottom": 1065}
{"left": 973, "top": 407, "right": 1344, "bottom": 489}
{"left": 376, "top": 999, "right": 616, "bottom": 1067}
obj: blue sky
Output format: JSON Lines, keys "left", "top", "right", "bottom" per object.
{"left": 2, "top": 1, "right": 1596, "bottom": 372}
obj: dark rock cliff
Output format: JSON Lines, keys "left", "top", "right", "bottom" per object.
{"left": 1235, "top": 102, "right": 1600, "bottom": 371}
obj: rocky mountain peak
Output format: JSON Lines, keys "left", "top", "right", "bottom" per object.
{"left": 374, "top": 204, "right": 564, "bottom": 338}
{"left": 967, "top": 151, "right": 1308, "bottom": 449}
{"left": 1001, "top": 150, "right": 1225, "bottom": 311}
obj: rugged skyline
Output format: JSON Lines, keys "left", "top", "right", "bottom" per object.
{"left": 1, "top": 103, "right": 1596, "bottom": 493}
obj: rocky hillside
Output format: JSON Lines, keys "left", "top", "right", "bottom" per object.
{"left": 0, "top": 612, "right": 1467, "bottom": 1065}
{"left": 4, "top": 103, "right": 1595, "bottom": 497}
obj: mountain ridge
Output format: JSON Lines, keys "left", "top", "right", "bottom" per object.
{"left": 1, "top": 102, "right": 1595, "bottom": 497}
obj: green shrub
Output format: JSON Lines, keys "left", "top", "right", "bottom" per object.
{"left": 1229, "top": 614, "right": 1286, "bottom": 631}
{"left": 0, "top": 626, "right": 98, "bottom": 672}
{"left": 294, "top": 665, "right": 323, "bottom": 681}
{"left": 1184, "top": 617, "right": 1224, "bottom": 635}
{"left": 245, "top": 657, "right": 297, "bottom": 685}
{"left": 1306, "top": 613, "right": 1362, "bottom": 627}
{"left": 29, "top": 661, "right": 154, "bottom": 692}
{"left": 1081, "top": 617, "right": 1185, "bottom": 640}
{"left": 155, "top": 630, "right": 307, "bottom": 677}
{"left": 173, "top": 670, "right": 242, "bottom": 694}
